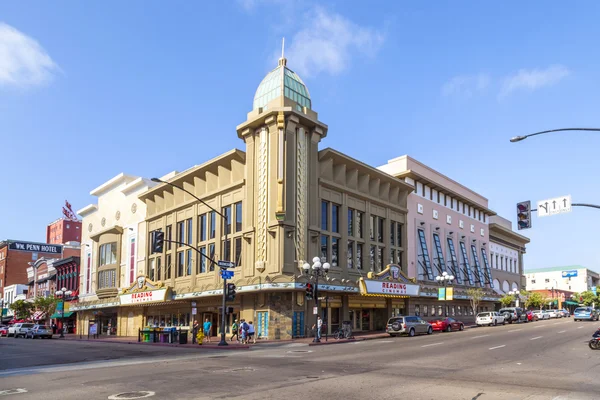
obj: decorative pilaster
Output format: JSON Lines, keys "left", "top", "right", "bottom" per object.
{"left": 295, "top": 127, "right": 308, "bottom": 265}
{"left": 255, "top": 127, "right": 269, "bottom": 271}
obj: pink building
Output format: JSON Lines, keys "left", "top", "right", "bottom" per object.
{"left": 379, "top": 156, "right": 501, "bottom": 321}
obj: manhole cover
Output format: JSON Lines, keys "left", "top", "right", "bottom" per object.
{"left": 108, "top": 391, "right": 155, "bottom": 400}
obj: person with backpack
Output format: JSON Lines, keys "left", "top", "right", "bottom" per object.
{"left": 230, "top": 319, "right": 239, "bottom": 342}
{"left": 240, "top": 319, "right": 249, "bottom": 344}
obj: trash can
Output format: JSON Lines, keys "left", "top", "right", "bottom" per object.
{"left": 178, "top": 330, "right": 188, "bottom": 344}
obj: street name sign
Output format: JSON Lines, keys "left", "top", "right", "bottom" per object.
{"left": 217, "top": 260, "right": 236, "bottom": 269}
{"left": 537, "top": 195, "right": 571, "bottom": 217}
{"left": 221, "top": 270, "right": 234, "bottom": 279}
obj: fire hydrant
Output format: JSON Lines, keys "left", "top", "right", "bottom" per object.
{"left": 196, "top": 330, "right": 204, "bottom": 345}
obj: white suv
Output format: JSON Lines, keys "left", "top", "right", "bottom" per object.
{"left": 8, "top": 323, "right": 35, "bottom": 338}
{"left": 476, "top": 312, "right": 505, "bottom": 326}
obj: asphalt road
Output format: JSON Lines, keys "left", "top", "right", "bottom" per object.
{"left": 1, "top": 318, "right": 599, "bottom": 400}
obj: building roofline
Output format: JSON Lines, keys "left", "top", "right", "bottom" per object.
{"left": 90, "top": 173, "right": 138, "bottom": 197}
{"left": 77, "top": 204, "right": 98, "bottom": 218}
{"left": 524, "top": 265, "right": 598, "bottom": 274}
{"left": 489, "top": 222, "right": 530, "bottom": 244}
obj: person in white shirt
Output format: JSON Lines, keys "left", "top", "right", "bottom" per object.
{"left": 248, "top": 321, "right": 256, "bottom": 344}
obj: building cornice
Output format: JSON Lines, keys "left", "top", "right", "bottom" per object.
{"left": 489, "top": 222, "right": 530, "bottom": 244}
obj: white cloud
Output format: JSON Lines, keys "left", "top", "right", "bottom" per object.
{"left": 499, "top": 65, "right": 570, "bottom": 98}
{"left": 0, "top": 22, "right": 59, "bottom": 88}
{"left": 441, "top": 73, "right": 490, "bottom": 97}
{"left": 285, "top": 7, "right": 385, "bottom": 78}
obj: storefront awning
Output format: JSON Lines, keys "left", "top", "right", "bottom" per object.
{"left": 32, "top": 311, "right": 46, "bottom": 320}
{"left": 51, "top": 312, "right": 74, "bottom": 319}
{"left": 564, "top": 300, "right": 579, "bottom": 306}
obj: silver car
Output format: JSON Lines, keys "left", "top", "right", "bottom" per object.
{"left": 532, "top": 310, "right": 550, "bottom": 320}
{"left": 25, "top": 325, "right": 53, "bottom": 339}
{"left": 386, "top": 316, "right": 433, "bottom": 337}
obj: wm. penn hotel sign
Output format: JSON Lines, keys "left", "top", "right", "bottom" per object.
{"left": 9, "top": 241, "right": 63, "bottom": 255}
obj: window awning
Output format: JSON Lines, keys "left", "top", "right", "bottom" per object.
{"left": 50, "top": 312, "right": 74, "bottom": 319}
{"left": 564, "top": 300, "right": 579, "bottom": 306}
{"left": 32, "top": 311, "right": 46, "bottom": 320}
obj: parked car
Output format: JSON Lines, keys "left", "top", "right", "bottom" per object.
{"left": 532, "top": 310, "right": 550, "bottom": 320}
{"left": 25, "top": 325, "right": 53, "bottom": 339}
{"left": 476, "top": 312, "right": 505, "bottom": 326}
{"left": 559, "top": 309, "right": 571, "bottom": 318}
{"left": 430, "top": 317, "right": 465, "bottom": 332}
{"left": 498, "top": 307, "right": 526, "bottom": 324}
{"left": 386, "top": 316, "right": 433, "bottom": 337}
{"left": 525, "top": 310, "right": 537, "bottom": 322}
{"left": 0, "top": 326, "right": 7, "bottom": 337}
{"left": 547, "top": 310, "right": 561, "bottom": 318}
{"left": 8, "top": 323, "right": 35, "bottom": 338}
{"left": 573, "top": 307, "right": 599, "bottom": 321}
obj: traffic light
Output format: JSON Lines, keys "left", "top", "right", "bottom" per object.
{"left": 516, "top": 201, "right": 531, "bottom": 230}
{"left": 305, "top": 283, "right": 314, "bottom": 300}
{"left": 226, "top": 283, "right": 236, "bottom": 301}
{"left": 151, "top": 230, "right": 164, "bottom": 253}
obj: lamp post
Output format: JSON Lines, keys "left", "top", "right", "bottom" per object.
{"left": 510, "top": 128, "right": 600, "bottom": 143}
{"left": 302, "top": 257, "right": 330, "bottom": 343}
{"left": 508, "top": 289, "right": 521, "bottom": 307}
{"left": 435, "top": 271, "right": 454, "bottom": 317}
{"left": 55, "top": 287, "right": 72, "bottom": 339}
{"left": 151, "top": 177, "right": 231, "bottom": 347}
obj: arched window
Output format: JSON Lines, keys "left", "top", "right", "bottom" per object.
{"left": 502, "top": 280, "right": 510, "bottom": 293}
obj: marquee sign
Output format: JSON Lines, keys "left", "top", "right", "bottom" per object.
{"left": 359, "top": 264, "right": 420, "bottom": 298}
{"left": 119, "top": 275, "right": 170, "bottom": 306}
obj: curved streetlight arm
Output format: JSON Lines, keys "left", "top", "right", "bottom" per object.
{"left": 151, "top": 178, "right": 226, "bottom": 219}
{"left": 510, "top": 128, "right": 600, "bottom": 143}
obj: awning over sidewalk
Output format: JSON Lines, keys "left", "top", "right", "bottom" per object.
{"left": 51, "top": 312, "right": 74, "bottom": 319}
{"left": 564, "top": 300, "right": 579, "bottom": 306}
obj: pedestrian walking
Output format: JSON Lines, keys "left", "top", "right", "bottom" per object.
{"left": 192, "top": 320, "right": 199, "bottom": 344}
{"left": 240, "top": 319, "right": 249, "bottom": 344}
{"left": 230, "top": 319, "right": 239, "bottom": 342}
{"left": 313, "top": 316, "right": 322, "bottom": 341}
{"left": 203, "top": 318, "right": 212, "bottom": 343}
{"left": 248, "top": 321, "right": 255, "bottom": 344}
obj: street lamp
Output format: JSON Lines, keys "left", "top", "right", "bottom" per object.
{"left": 151, "top": 177, "right": 231, "bottom": 347}
{"left": 510, "top": 128, "right": 600, "bottom": 143}
{"left": 508, "top": 289, "right": 521, "bottom": 307}
{"left": 55, "top": 287, "right": 72, "bottom": 338}
{"left": 435, "top": 271, "right": 454, "bottom": 317}
{"left": 302, "top": 257, "right": 330, "bottom": 342}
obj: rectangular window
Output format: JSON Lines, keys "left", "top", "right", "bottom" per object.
{"left": 370, "top": 215, "right": 376, "bottom": 241}
{"left": 417, "top": 230, "right": 434, "bottom": 280}
{"left": 209, "top": 243, "right": 215, "bottom": 271}
{"left": 321, "top": 201, "right": 329, "bottom": 231}
{"left": 370, "top": 245, "right": 376, "bottom": 271}
{"left": 432, "top": 233, "right": 445, "bottom": 276}
{"left": 209, "top": 211, "right": 216, "bottom": 239}
{"left": 377, "top": 217, "right": 384, "bottom": 243}
{"left": 390, "top": 249, "right": 395, "bottom": 265}
{"left": 348, "top": 209, "right": 354, "bottom": 236}
{"left": 86, "top": 253, "right": 91, "bottom": 293}
{"left": 390, "top": 221, "right": 395, "bottom": 247}
{"left": 198, "top": 246, "right": 206, "bottom": 273}
{"left": 186, "top": 249, "right": 192, "bottom": 275}
{"left": 177, "top": 252, "right": 184, "bottom": 277}
{"left": 222, "top": 205, "right": 232, "bottom": 235}
{"left": 457, "top": 305, "right": 462, "bottom": 316}
{"left": 99, "top": 242, "right": 117, "bottom": 266}
{"left": 149, "top": 258, "right": 155, "bottom": 281}
{"left": 356, "top": 212, "right": 364, "bottom": 238}
{"left": 186, "top": 218, "right": 193, "bottom": 244}
{"left": 332, "top": 204, "right": 340, "bottom": 233}
{"left": 199, "top": 214, "right": 207, "bottom": 242}
{"left": 415, "top": 304, "right": 421, "bottom": 316}
{"left": 423, "top": 305, "right": 429, "bottom": 317}
{"left": 129, "top": 238, "right": 135, "bottom": 285}
{"left": 397, "top": 223, "right": 402, "bottom": 247}
{"left": 223, "top": 239, "right": 231, "bottom": 262}
{"left": 459, "top": 241, "right": 475, "bottom": 285}
{"left": 321, "top": 235, "right": 328, "bottom": 260}
{"left": 166, "top": 254, "right": 172, "bottom": 279}
{"left": 356, "top": 243, "right": 363, "bottom": 269}
{"left": 377, "top": 247, "right": 383, "bottom": 271}
{"left": 166, "top": 225, "right": 172, "bottom": 250}
{"left": 235, "top": 202, "right": 243, "bottom": 232}
{"left": 177, "top": 221, "right": 185, "bottom": 244}
{"left": 446, "top": 238, "right": 462, "bottom": 284}
{"left": 156, "top": 257, "right": 161, "bottom": 281}
{"left": 347, "top": 241, "right": 354, "bottom": 269}
{"left": 331, "top": 237, "right": 339, "bottom": 267}
{"left": 235, "top": 238, "right": 242, "bottom": 266}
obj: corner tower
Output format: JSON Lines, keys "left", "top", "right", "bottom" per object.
{"left": 236, "top": 52, "right": 328, "bottom": 279}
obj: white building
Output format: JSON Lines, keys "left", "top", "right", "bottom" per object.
{"left": 3, "top": 284, "right": 28, "bottom": 318}
{"left": 525, "top": 266, "right": 600, "bottom": 293}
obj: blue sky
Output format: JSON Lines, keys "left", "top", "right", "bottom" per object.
{"left": 1, "top": 1, "right": 599, "bottom": 270}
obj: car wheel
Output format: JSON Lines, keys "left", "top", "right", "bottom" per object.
{"left": 459, "top": 324, "right": 464, "bottom": 331}
{"left": 427, "top": 327, "right": 433, "bottom": 335}
{"left": 408, "top": 328, "right": 415, "bottom": 337}
{"left": 446, "top": 325, "right": 452, "bottom": 333}
{"left": 389, "top": 334, "right": 397, "bottom": 337}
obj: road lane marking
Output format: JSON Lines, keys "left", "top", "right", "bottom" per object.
{"left": 378, "top": 340, "right": 394, "bottom": 343}
{"left": 558, "top": 330, "right": 566, "bottom": 333}
{"left": 578, "top": 326, "right": 584, "bottom": 329}
{"left": 489, "top": 345, "right": 506, "bottom": 350}
{"left": 532, "top": 325, "right": 543, "bottom": 328}
{"left": 108, "top": 392, "right": 155, "bottom": 400}
{"left": 0, "top": 389, "right": 27, "bottom": 396}
{"left": 471, "top": 335, "right": 490, "bottom": 339}
{"left": 530, "top": 336, "right": 543, "bottom": 340}
{"left": 421, "top": 342, "right": 444, "bottom": 348}
{"left": 553, "top": 322, "right": 562, "bottom": 325}
{"left": 508, "top": 329, "right": 522, "bottom": 333}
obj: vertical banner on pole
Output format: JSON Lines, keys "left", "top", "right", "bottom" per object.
{"left": 438, "top": 288, "right": 446, "bottom": 301}
{"left": 446, "top": 287, "right": 454, "bottom": 301}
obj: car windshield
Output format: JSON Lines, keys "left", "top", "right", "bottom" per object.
{"left": 37, "top": 326, "right": 50, "bottom": 330}
{"left": 22, "top": 324, "right": 34, "bottom": 328}
{"left": 478, "top": 312, "right": 490, "bottom": 317}
{"left": 387, "top": 317, "right": 403, "bottom": 324}
{"left": 575, "top": 307, "right": 591, "bottom": 313}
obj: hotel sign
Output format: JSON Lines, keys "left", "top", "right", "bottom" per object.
{"left": 9, "top": 241, "right": 62, "bottom": 255}
{"left": 120, "top": 288, "right": 168, "bottom": 305}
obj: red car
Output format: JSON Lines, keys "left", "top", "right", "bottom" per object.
{"left": 430, "top": 317, "right": 465, "bottom": 332}
{"left": 525, "top": 310, "right": 537, "bottom": 322}
{"left": 0, "top": 326, "right": 8, "bottom": 337}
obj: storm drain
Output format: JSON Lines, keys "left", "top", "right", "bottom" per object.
{"left": 107, "top": 391, "right": 155, "bottom": 399}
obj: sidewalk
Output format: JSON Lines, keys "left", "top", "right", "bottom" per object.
{"left": 61, "top": 334, "right": 251, "bottom": 350}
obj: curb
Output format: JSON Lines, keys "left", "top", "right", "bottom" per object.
{"left": 59, "top": 338, "right": 250, "bottom": 350}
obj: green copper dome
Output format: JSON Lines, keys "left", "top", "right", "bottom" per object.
{"left": 253, "top": 58, "right": 311, "bottom": 110}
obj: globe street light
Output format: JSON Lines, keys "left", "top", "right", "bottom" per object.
{"left": 55, "top": 287, "right": 72, "bottom": 338}
{"left": 302, "top": 257, "right": 330, "bottom": 342}
{"left": 435, "top": 271, "right": 455, "bottom": 317}
{"left": 508, "top": 289, "right": 521, "bottom": 307}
